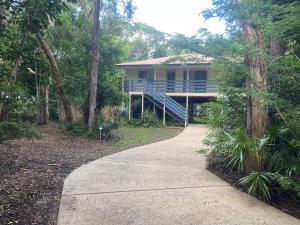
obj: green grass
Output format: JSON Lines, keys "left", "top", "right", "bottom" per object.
{"left": 114, "top": 127, "right": 182, "bottom": 150}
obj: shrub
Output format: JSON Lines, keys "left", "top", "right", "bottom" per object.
{"left": 126, "top": 110, "right": 161, "bottom": 128}
{"left": 0, "top": 81, "right": 39, "bottom": 142}
{"left": 97, "top": 107, "right": 121, "bottom": 139}
{"left": 205, "top": 129, "right": 269, "bottom": 173}
{"left": 205, "top": 125, "right": 300, "bottom": 200}
{"left": 64, "top": 122, "right": 89, "bottom": 136}
{"left": 138, "top": 110, "right": 161, "bottom": 127}
{"left": 0, "top": 121, "right": 40, "bottom": 142}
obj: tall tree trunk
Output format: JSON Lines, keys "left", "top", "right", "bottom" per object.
{"left": 0, "top": 0, "right": 7, "bottom": 31}
{"left": 271, "top": 37, "right": 285, "bottom": 56}
{"left": 243, "top": 22, "right": 268, "bottom": 138}
{"left": 88, "top": 0, "right": 101, "bottom": 133}
{"left": 37, "top": 33, "right": 73, "bottom": 123}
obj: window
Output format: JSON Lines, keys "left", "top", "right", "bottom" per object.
{"left": 195, "top": 71, "right": 207, "bottom": 80}
{"left": 167, "top": 71, "right": 176, "bottom": 80}
{"left": 166, "top": 71, "right": 176, "bottom": 91}
{"left": 138, "top": 71, "right": 154, "bottom": 81}
{"left": 190, "top": 70, "right": 207, "bottom": 80}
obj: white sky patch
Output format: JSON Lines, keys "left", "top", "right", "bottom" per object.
{"left": 133, "top": 0, "right": 226, "bottom": 36}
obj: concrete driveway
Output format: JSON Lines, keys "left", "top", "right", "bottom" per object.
{"left": 57, "top": 125, "right": 300, "bottom": 225}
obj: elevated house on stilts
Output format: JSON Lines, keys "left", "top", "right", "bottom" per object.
{"left": 117, "top": 54, "right": 219, "bottom": 126}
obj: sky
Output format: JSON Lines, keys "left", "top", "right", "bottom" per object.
{"left": 132, "top": 0, "right": 226, "bottom": 36}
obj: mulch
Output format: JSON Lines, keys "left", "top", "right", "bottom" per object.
{"left": 207, "top": 158, "right": 300, "bottom": 220}
{"left": 0, "top": 125, "right": 125, "bottom": 225}
{"left": 2, "top": 124, "right": 299, "bottom": 224}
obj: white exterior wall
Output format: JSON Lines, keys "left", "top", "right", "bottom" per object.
{"left": 125, "top": 66, "right": 215, "bottom": 81}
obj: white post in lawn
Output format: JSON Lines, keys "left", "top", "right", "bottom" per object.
{"left": 141, "top": 93, "right": 144, "bottom": 116}
{"left": 128, "top": 94, "right": 131, "bottom": 120}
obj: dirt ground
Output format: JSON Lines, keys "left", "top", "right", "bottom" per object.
{"left": 0, "top": 125, "right": 181, "bottom": 225}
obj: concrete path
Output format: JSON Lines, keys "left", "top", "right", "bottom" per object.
{"left": 57, "top": 125, "right": 300, "bottom": 225}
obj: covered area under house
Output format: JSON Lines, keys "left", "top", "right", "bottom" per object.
{"left": 117, "top": 54, "right": 219, "bottom": 126}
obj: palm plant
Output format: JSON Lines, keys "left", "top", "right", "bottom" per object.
{"left": 239, "top": 171, "right": 274, "bottom": 201}
{"left": 207, "top": 129, "right": 269, "bottom": 173}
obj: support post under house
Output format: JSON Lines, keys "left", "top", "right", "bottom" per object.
{"left": 163, "top": 96, "right": 166, "bottom": 126}
{"left": 128, "top": 94, "right": 131, "bottom": 120}
{"left": 141, "top": 93, "right": 144, "bottom": 116}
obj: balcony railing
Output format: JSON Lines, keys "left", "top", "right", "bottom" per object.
{"left": 123, "top": 80, "right": 219, "bottom": 93}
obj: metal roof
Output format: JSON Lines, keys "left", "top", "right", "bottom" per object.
{"left": 116, "top": 54, "right": 214, "bottom": 67}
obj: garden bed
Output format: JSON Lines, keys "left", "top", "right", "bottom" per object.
{"left": 207, "top": 159, "right": 300, "bottom": 219}
{"left": 0, "top": 124, "right": 182, "bottom": 225}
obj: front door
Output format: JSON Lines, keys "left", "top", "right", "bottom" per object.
{"left": 195, "top": 71, "right": 207, "bottom": 92}
{"left": 195, "top": 71, "right": 207, "bottom": 80}
{"left": 166, "top": 71, "right": 176, "bottom": 92}
{"left": 189, "top": 71, "right": 207, "bottom": 92}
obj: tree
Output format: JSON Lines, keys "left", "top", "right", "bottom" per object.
{"left": 37, "top": 33, "right": 73, "bottom": 123}
{"left": 203, "top": 0, "right": 269, "bottom": 138}
{"left": 202, "top": 0, "right": 300, "bottom": 199}
{"left": 243, "top": 22, "right": 268, "bottom": 138}
{"left": 128, "top": 22, "right": 168, "bottom": 60}
{"left": 86, "top": 0, "right": 133, "bottom": 131}
{"left": 3, "top": 0, "right": 75, "bottom": 123}
{"left": 0, "top": 0, "right": 7, "bottom": 31}
{"left": 88, "top": 0, "right": 102, "bottom": 132}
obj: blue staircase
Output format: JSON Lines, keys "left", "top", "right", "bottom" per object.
{"left": 143, "top": 80, "right": 188, "bottom": 126}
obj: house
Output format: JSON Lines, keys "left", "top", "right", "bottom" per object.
{"left": 117, "top": 54, "right": 219, "bottom": 127}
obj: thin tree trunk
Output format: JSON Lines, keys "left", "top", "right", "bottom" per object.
{"left": 88, "top": 0, "right": 101, "bottom": 133}
{"left": 243, "top": 22, "right": 268, "bottom": 138}
{"left": 38, "top": 74, "right": 49, "bottom": 125}
{"left": 11, "top": 57, "right": 20, "bottom": 82}
{"left": 37, "top": 33, "right": 73, "bottom": 123}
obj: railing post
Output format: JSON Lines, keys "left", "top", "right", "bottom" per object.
{"left": 129, "top": 80, "right": 132, "bottom": 92}
{"left": 186, "top": 68, "right": 189, "bottom": 93}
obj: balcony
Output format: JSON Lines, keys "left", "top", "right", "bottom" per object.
{"left": 123, "top": 80, "right": 219, "bottom": 95}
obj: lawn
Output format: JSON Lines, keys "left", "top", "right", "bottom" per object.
{"left": 0, "top": 124, "right": 182, "bottom": 225}
{"left": 115, "top": 127, "right": 182, "bottom": 150}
